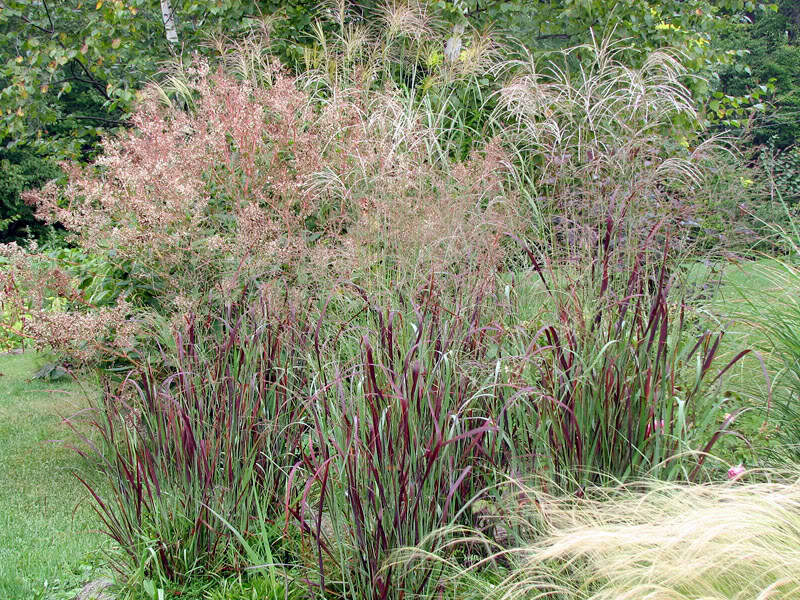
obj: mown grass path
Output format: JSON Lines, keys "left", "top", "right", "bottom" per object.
{"left": 0, "top": 352, "right": 102, "bottom": 599}
{"left": 692, "top": 258, "right": 791, "bottom": 463}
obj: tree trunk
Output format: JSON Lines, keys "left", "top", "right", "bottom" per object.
{"left": 160, "top": 0, "right": 179, "bottom": 45}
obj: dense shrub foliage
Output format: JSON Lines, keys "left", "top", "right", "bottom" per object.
{"left": 1, "top": 30, "right": 748, "bottom": 364}
{"left": 0, "top": 149, "right": 61, "bottom": 242}
{"left": 2, "top": 39, "right": 512, "bottom": 361}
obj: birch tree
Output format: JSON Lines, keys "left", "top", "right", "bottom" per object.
{"left": 160, "top": 0, "right": 178, "bottom": 44}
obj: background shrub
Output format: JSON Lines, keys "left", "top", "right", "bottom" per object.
{"left": 0, "top": 148, "right": 61, "bottom": 243}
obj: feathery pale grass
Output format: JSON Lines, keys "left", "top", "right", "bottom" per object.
{"left": 497, "top": 471, "right": 800, "bottom": 600}
{"left": 492, "top": 32, "right": 729, "bottom": 260}
{"left": 494, "top": 33, "right": 700, "bottom": 181}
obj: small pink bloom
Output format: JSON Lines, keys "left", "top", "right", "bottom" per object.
{"left": 727, "top": 464, "right": 746, "bottom": 480}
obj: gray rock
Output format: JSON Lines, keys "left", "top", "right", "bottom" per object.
{"left": 74, "top": 578, "right": 114, "bottom": 600}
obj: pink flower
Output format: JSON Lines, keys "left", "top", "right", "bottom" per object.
{"left": 727, "top": 464, "right": 746, "bottom": 480}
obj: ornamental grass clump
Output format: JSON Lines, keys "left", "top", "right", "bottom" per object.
{"left": 290, "top": 280, "right": 528, "bottom": 600}
{"left": 73, "top": 290, "right": 315, "bottom": 583}
{"left": 494, "top": 471, "right": 800, "bottom": 600}
{"left": 300, "top": 0, "right": 502, "bottom": 159}
{"left": 74, "top": 280, "right": 534, "bottom": 596}
{"left": 500, "top": 221, "right": 750, "bottom": 491}
{"left": 493, "top": 34, "right": 727, "bottom": 258}
{"left": 479, "top": 35, "right": 752, "bottom": 490}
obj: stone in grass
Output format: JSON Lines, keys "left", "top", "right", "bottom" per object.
{"left": 33, "top": 361, "right": 70, "bottom": 381}
{"left": 74, "top": 578, "right": 114, "bottom": 600}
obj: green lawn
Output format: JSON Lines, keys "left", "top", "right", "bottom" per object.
{"left": 0, "top": 352, "right": 104, "bottom": 599}
{"left": 690, "top": 257, "right": 798, "bottom": 465}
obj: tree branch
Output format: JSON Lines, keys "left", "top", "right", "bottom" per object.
{"left": 69, "top": 114, "right": 130, "bottom": 126}
{"left": 41, "top": 0, "right": 55, "bottom": 34}
{"left": 534, "top": 20, "right": 599, "bottom": 42}
{"left": 18, "top": 13, "right": 55, "bottom": 35}
{"left": 535, "top": 31, "right": 580, "bottom": 41}
{"left": 462, "top": 1, "right": 598, "bottom": 43}
{"left": 10, "top": 1, "right": 111, "bottom": 100}
{"left": 465, "top": 0, "right": 503, "bottom": 19}
{"left": 68, "top": 58, "right": 110, "bottom": 100}
{"left": 46, "top": 76, "right": 87, "bottom": 85}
